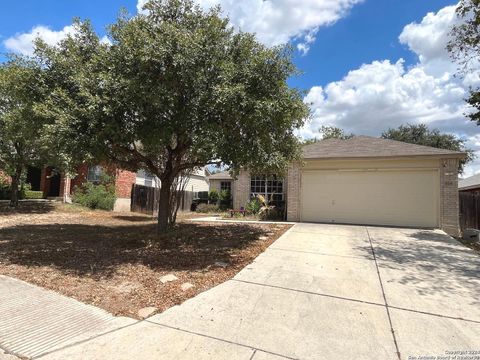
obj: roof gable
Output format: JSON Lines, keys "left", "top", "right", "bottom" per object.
{"left": 208, "top": 171, "right": 233, "bottom": 180}
{"left": 302, "top": 136, "right": 465, "bottom": 159}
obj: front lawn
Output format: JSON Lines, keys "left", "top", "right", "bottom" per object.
{"left": 0, "top": 202, "right": 290, "bottom": 318}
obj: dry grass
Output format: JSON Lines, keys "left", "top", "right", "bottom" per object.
{"left": 0, "top": 202, "right": 290, "bottom": 319}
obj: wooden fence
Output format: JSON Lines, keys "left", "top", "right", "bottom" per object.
{"left": 131, "top": 184, "right": 194, "bottom": 215}
{"left": 459, "top": 192, "right": 480, "bottom": 232}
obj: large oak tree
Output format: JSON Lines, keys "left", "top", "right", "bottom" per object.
{"left": 37, "top": 0, "right": 309, "bottom": 233}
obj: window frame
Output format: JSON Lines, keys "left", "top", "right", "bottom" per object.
{"left": 87, "top": 165, "right": 103, "bottom": 183}
{"left": 250, "top": 175, "right": 284, "bottom": 203}
{"left": 144, "top": 171, "right": 155, "bottom": 188}
{"left": 220, "top": 181, "right": 232, "bottom": 192}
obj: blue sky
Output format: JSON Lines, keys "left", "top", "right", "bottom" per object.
{"left": 0, "top": 0, "right": 456, "bottom": 90}
{"left": 291, "top": 0, "right": 457, "bottom": 89}
{"left": 1, "top": 0, "right": 479, "bottom": 175}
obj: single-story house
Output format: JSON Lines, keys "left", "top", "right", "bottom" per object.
{"left": 458, "top": 173, "right": 480, "bottom": 194}
{"left": 208, "top": 171, "right": 234, "bottom": 194}
{"left": 210, "top": 136, "right": 465, "bottom": 236}
{"left": 9, "top": 164, "right": 209, "bottom": 212}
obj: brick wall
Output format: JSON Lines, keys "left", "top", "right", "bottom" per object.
{"left": 286, "top": 162, "right": 301, "bottom": 221}
{"left": 0, "top": 170, "right": 11, "bottom": 184}
{"left": 233, "top": 170, "right": 251, "bottom": 210}
{"left": 71, "top": 163, "right": 89, "bottom": 193}
{"left": 115, "top": 169, "right": 136, "bottom": 198}
{"left": 440, "top": 158, "right": 460, "bottom": 236}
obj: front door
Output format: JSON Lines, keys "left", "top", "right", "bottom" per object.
{"left": 48, "top": 171, "right": 61, "bottom": 197}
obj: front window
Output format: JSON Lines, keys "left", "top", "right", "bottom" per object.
{"left": 144, "top": 171, "right": 155, "bottom": 188}
{"left": 250, "top": 176, "right": 284, "bottom": 204}
{"left": 220, "top": 181, "right": 232, "bottom": 192}
{"left": 87, "top": 165, "right": 103, "bottom": 183}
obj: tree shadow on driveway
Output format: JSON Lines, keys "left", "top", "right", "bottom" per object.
{"left": 355, "top": 228, "right": 480, "bottom": 309}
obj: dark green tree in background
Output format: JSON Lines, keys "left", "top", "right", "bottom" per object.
{"left": 302, "top": 125, "right": 353, "bottom": 145}
{"left": 382, "top": 124, "right": 474, "bottom": 172}
{"left": 0, "top": 58, "right": 49, "bottom": 207}
{"left": 448, "top": 0, "right": 480, "bottom": 124}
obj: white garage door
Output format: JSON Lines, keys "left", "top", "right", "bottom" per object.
{"left": 301, "top": 169, "right": 439, "bottom": 228}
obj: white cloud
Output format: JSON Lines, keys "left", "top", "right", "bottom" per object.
{"left": 137, "top": 0, "right": 148, "bottom": 13}
{"left": 3, "top": 25, "right": 76, "bottom": 56}
{"left": 138, "top": 0, "right": 363, "bottom": 54}
{"left": 302, "top": 3, "right": 480, "bottom": 176}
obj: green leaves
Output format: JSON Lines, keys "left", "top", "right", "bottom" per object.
{"left": 33, "top": 0, "right": 308, "bottom": 229}
{"left": 0, "top": 58, "right": 46, "bottom": 175}
{"left": 37, "top": 0, "right": 308, "bottom": 178}
{"left": 447, "top": 1, "right": 480, "bottom": 127}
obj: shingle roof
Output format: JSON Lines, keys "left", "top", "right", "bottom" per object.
{"left": 208, "top": 171, "right": 232, "bottom": 180}
{"left": 459, "top": 173, "right": 480, "bottom": 190}
{"left": 302, "top": 136, "right": 466, "bottom": 159}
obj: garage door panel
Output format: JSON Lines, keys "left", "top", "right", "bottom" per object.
{"left": 301, "top": 170, "right": 438, "bottom": 228}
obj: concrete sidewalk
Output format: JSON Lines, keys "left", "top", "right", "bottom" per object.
{"left": 0, "top": 276, "right": 136, "bottom": 359}
{"left": 2, "top": 223, "right": 480, "bottom": 359}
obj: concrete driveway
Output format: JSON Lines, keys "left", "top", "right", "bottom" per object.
{"left": 35, "top": 223, "right": 480, "bottom": 359}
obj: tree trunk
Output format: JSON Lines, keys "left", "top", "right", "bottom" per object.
{"left": 157, "top": 179, "right": 172, "bottom": 234}
{"left": 9, "top": 167, "right": 22, "bottom": 207}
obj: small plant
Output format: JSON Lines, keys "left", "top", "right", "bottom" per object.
{"left": 72, "top": 175, "right": 116, "bottom": 210}
{"left": 208, "top": 189, "right": 219, "bottom": 204}
{"left": 258, "top": 206, "right": 283, "bottom": 221}
{"left": 196, "top": 203, "right": 220, "bottom": 213}
{"left": 219, "top": 190, "right": 232, "bottom": 210}
{"left": 246, "top": 197, "right": 262, "bottom": 214}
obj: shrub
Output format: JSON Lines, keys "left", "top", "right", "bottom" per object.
{"left": 246, "top": 197, "right": 262, "bottom": 214}
{"left": 258, "top": 206, "right": 283, "bottom": 221}
{"left": 196, "top": 203, "right": 220, "bottom": 213}
{"left": 72, "top": 176, "right": 116, "bottom": 210}
{"left": 219, "top": 189, "right": 231, "bottom": 201}
{"left": 208, "top": 189, "right": 219, "bottom": 203}
{"left": 218, "top": 190, "right": 232, "bottom": 209}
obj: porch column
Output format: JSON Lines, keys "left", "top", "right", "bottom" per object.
{"left": 60, "top": 175, "right": 72, "bottom": 203}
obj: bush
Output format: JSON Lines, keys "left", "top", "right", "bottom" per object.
{"left": 196, "top": 203, "right": 220, "bottom": 213}
{"left": 246, "top": 197, "right": 262, "bottom": 214}
{"left": 258, "top": 206, "right": 283, "bottom": 221}
{"left": 72, "top": 177, "right": 116, "bottom": 210}
{"left": 208, "top": 189, "right": 219, "bottom": 203}
{"left": 219, "top": 189, "right": 231, "bottom": 201}
{"left": 219, "top": 190, "right": 232, "bottom": 209}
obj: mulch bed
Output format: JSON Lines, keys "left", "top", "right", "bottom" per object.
{"left": 0, "top": 203, "right": 290, "bottom": 319}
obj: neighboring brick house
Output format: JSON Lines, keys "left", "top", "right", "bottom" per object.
{"left": 458, "top": 173, "right": 480, "bottom": 194}
{"left": 209, "top": 136, "right": 465, "bottom": 236}
{"left": 17, "top": 164, "right": 137, "bottom": 211}
{"left": 17, "top": 164, "right": 209, "bottom": 211}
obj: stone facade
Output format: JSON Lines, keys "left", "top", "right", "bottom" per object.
{"left": 286, "top": 162, "right": 301, "bottom": 222}
{"left": 232, "top": 170, "right": 251, "bottom": 210}
{"left": 440, "top": 158, "right": 461, "bottom": 236}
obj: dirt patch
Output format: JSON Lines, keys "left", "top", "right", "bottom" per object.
{"left": 0, "top": 202, "right": 290, "bottom": 319}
